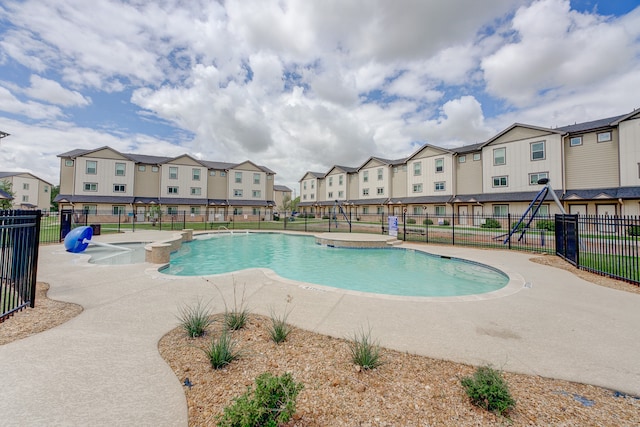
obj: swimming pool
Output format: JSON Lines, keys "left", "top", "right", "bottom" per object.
{"left": 161, "top": 233, "right": 509, "bottom": 297}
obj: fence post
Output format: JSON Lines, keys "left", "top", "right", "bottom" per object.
{"left": 118, "top": 211, "right": 121, "bottom": 233}
{"left": 508, "top": 213, "right": 512, "bottom": 250}
{"left": 452, "top": 213, "right": 455, "bottom": 246}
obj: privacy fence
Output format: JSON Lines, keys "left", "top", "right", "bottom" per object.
{"left": 1, "top": 210, "right": 42, "bottom": 322}
{"left": 38, "top": 209, "right": 640, "bottom": 286}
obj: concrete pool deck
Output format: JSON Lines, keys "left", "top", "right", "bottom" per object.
{"left": 1, "top": 230, "right": 639, "bottom": 426}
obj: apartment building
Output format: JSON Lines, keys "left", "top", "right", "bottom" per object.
{"left": 299, "top": 108, "right": 640, "bottom": 218}
{"left": 273, "top": 185, "right": 292, "bottom": 212}
{"left": 0, "top": 172, "right": 52, "bottom": 211}
{"left": 55, "top": 146, "right": 277, "bottom": 221}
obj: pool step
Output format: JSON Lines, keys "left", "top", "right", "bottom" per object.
{"left": 386, "top": 239, "right": 403, "bottom": 246}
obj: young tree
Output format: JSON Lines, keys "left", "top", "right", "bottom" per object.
{"left": 50, "top": 185, "right": 60, "bottom": 211}
{"left": 0, "top": 180, "right": 14, "bottom": 209}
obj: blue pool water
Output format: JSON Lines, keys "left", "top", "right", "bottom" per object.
{"left": 161, "top": 233, "right": 509, "bottom": 297}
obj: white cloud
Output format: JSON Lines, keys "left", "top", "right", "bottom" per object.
{"left": 25, "top": 75, "right": 91, "bottom": 107}
{"left": 0, "top": 86, "right": 63, "bottom": 119}
{"left": 482, "top": 0, "right": 640, "bottom": 106}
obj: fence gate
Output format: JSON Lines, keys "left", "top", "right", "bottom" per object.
{"left": 1, "top": 210, "right": 42, "bottom": 322}
{"left": 555, "top": 214, "right": 578, "bottom": 266}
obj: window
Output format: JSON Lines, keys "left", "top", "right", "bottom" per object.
{"left": 22, "top": 195, "right": 28, "bottom": 202}
{"left": 363, "top": 207, "right": 369, "bottom": 214}
{"left": 529, "top": 172, "right": 549, "bottom": 185}
{"left": 112, "top": 205, "right": 125, "bottom": 215}
{"left": 413, "top": 207, "right": 421, "bottom": 215}
{"left": 190, "top": 206, "right": 201, "bottom": 215}
{"left": 190, "top": 187, "right": 201, "bottom": 195}
{"left": 303, "top": 195, "right": 307, "bottom": 200}
{"left": 303, "top": 182, "right": 307, "bottom": 190}
{"left": 86, "top": 160, "right": 97, "bottom": 174}
{"left": 44, "top": 186, "right": 49, "bottom": 193}
{"left": 363, "top": 171, "right": 368, "bottom": 182}
{"left": 252, "top": 208, "right": 259, "bottom": 215}
{"left": 210, "top": 170, "right": 216, "bottom": 176}
{"left": 138, "top": 165, "right": 146, "bottom": 172}
{"left": 339, "top": 175, "right": 343, "bottom": 185}
{"left": 168, "top": 186, "right": 179, "bottom": 194}
{"left": 412, "top": 183, "right": 423, "bottom": 193}
{"left": 310, "top": 194, "right": 315, "bottom": 199}
{"left": 473, "top": 153, "right": 481, "bottom": 161}
{"left": 570, "top": 136, "right": 582, "bottom": 146}
{"left": 338, "top": 190, "right": 344, "bottom": 197}
{"left": 83, "top": 205, "right": 97, "bottom": 214}
{"left": 328, "top": 191, "right": 333, "bottom": 198}
{"left": 167, "top": 206, "right": 178, "bottom": 215}
{"left": 311, "top": 181, "right": 314, "bottom": 189}
{"left": 83, "top": 183, "right": 97, "bottom": 191}
{"left": 65, "top": 159, "right": 74, "bottom": 167}
{"left": 376, "top": 206, "right": 384, "bottom": 214}
{"left": 492, "top": 176, "right": 508, "bottom": 187}
{"left": 362, "top": 188, "right": 369, "bottom": 196}
{"left": 233, "top": 189, "right": 243, "bottom": 197}
{"left": 458, "top": 155, "right": 466, "bottom": 163}
{"left": 220, "top": 171, "right": 226, "bottom": 177}
{"left": 434, "top": 182, "right": 445, "bottom": 191}
{"left": 328, "top": 176, "right": 333, "bottom": 186}
{"left": 235, "top": 172, "right": 242, "bottom": 183}
{"left": 531, "top": 141, "right": 545, "bottom": 160}
{"left": 267, "top": 175, "right": 272, "bottom": 180}
{"left": 597, "top": 131, "right": 612, "bottom": 142}
{"left": 113, "top": 184, "right": 126, "bottom": 193}
{"left": 192, "top": 169, "right": 201, "bottom": 181}
{"left": 376, "top": 187, "right": 384, "bottom": 195}
{"left": 538, "top": 204, "right": 549, "bottom": 217}
{"left": 493, "top": 148, "right": 506, "bottom": 166}
{"left": 115, "top": 163, "right": 126, "bottom": 176}
{"left": 377, "top": 168, "right": 383, "bottom": 181}
{"left": 435, "top": 205, "right": 446, "bottom": 216}
{"left": 152, "top": 166, "right": 159, "bottom": 172}
{"left": 169, "top": 167, "right": 178, "bottom": 179}
{"left": 435, "top": 158, "right": 444, "bottom": 173}
{"left": 253, "top": 173, "right": 260, "bottom": 185}
{"left": 23, "top": 183, "right": 29, "bottom": 190}
{"left": 493, "top": 204, "right": 508, "bottom": 216}
{"left": 252, "top": 190, "right": 261, "bottom": 198}
{"left": 233, "top": 207, "right": 243, "bottom": 215}
{"left": 393, "top": 167, "right": 398, "bottom": 173}
{"left": 413, "top": 162, "right": 422, "bottom": 176}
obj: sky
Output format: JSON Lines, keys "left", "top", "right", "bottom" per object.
{"left": 0, "top": 0, "right": 639, "bottom": 192}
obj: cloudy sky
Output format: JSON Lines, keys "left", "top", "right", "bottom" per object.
{"left": 0, "top": 0, "right": 639, "bottom": 191}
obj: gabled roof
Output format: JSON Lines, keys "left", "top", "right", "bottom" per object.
{"left": 0, "top": 189, "right": 13, "bottom": 200}
{"left": 406, "top": 142, "right": 452, "bottom": 160}
{"left": 274, "top": 185, "right": 292, "bottom": 192}
{"left": 482, "top": 123, "right": 566, "bottom": 147}
{"left": 556, "top": 114, "right": 627, "bottom": 134}
{"left": 0, "top": 171, "right": 53, "bottom": 186}
{"left": 563, "top": 186, "right": 640, "bottom": 200}
{"left": 161, "top": 153, "right": 208, "bottom": 167}
{"left": 299, "top": 171, "right": 326, "bottom": 181}
{"left": 326, "top": 165, "right": 358, "bottom": 175}
{"left": 357, "top": 156, "right": 407, "bottom": 171}
{"left": 124, "top": 153, "right": 168, "bottom": 165}
{"left": 201, "top": 160, "right": 239, "bottom": 170}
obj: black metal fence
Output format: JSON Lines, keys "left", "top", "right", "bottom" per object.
{"left": 574, "top": 214, "right": 640, "bottom": 285}
{"left": 1, "top": 210, "right": 42, "bottom": 322}
{"left": 38, "top": 209, "right": 639, "bottom": 286}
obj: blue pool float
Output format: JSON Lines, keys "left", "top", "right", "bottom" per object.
{"left": 64, "top": 226, "right": 93, "bottom": 253}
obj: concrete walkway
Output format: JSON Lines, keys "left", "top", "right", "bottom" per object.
{"left": 1, "top": 230, "right": 639, "bottom": 426}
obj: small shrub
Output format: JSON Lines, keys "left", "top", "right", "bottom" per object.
{"left": 322, "top": 215, "right": 330, "bottom": 219}
{"left": 204, "top": 330, "right": 241, "bottom": 369}
{"left": 536, "top": 219, "right": 555, "bottom": 231}
{"left": 177, "top": 299, "right": 213, "bottom": 338}
{"left": 406, "top": 218, "right": 416, "bottom": 224}
{"left": 423, "top": 219, "right": 433, "bottom": 225}
{"left": 267, "top": 305, "right": 293, "bottom": 344}
{"left": 461, "top": 365, "right": 515, "bottom": 416}
{"left": 441, "top": 219, "right": 450, "bottom": 226}
{"left": 348, "top": 327, "right": 383, "bottom": 370}
{"left": 628, "top": 225, "right": 640, "bottom": 236}
{"left": 217, "top": 372, "right": 304, "bottom": 427}
{"left": 221, "top": 281, "right": 250, "bottom": 330}
{"left": 481, "top": 218, "right": 502, "bottom": 228}
{"left": 510, "top": 221, "right": 526, "bottom": 231}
